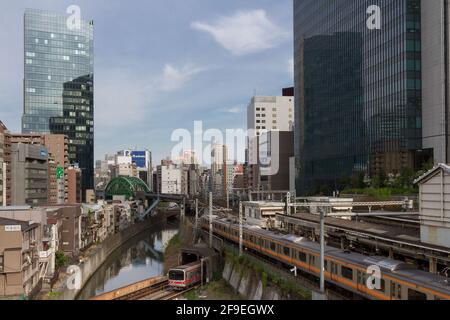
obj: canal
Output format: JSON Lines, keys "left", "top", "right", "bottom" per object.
{"left": 77, "top": 222, "right": 179, "bottom": 300}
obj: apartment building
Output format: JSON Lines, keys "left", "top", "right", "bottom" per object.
{"left": 67, "top": 166, "right": 82, "bottom": 204}
{"left": 10, "top": 143, "right": 49, "bottom": 206}
{"left": 44, "top": 205, "right": 81, "bottom": 257}
{"left": 157, "top": 164, "right": 182, "bottom": 194}
{"left": 0, "top": 217, "right": 42, "bottom": 297}
{"left": 10, "top": 133, "right": 69, "bottom": 204}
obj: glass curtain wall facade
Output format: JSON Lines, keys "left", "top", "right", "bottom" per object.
{"left": 294, "top": 0, "right": 423, "bottom": 195}
{"left": 23, "top": 9, "right": 94, "bottom": 194}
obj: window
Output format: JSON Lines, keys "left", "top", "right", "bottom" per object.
{"left": 0, "top": 255, "right": 3, "bottom": 272}
{"left": 357, "top": 271, "right": 366, "bottom": 285}
{"left": 341, "top": 266, "right": 353, "bottom": 280}
{"left": 408, "top": 289, "right": 427, "bottom": 300}
{"left": 299, "top": 252, "right": 307, "bottom": 262}
{"left": 283, "top": 246, "right": 290, "bottom": 256}
{"left": 269, "top": 242, "right": 276, "bottom": 251}
{"left": 331, "top": 262, "right": 338, "bottom": 275}
{"left": 390, "top": 282, "right": 402, "bottom": 299}
{"left": 309, "top": 255, "right": 315, "bottom": 266}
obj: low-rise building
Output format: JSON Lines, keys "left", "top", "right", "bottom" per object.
{"left": 415, "top": 164, "right": 450, "bottom": 248}
{"left": 243, "top": 201, "right": 284, "bottom": 229}
{"left": 0, "top": 217, "right": 42, "bottom": 297}
{"left": 44, "top": 205, "right": 81, "bottom": 257}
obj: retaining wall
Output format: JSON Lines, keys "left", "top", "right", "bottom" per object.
{"left": 57, "top": 213, "right": 166, "bottom": 300}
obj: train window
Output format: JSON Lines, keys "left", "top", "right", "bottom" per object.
{"left": 169, "top": 270, "right": 184, "bottom": 281}
{"left": 309, "top": 255, "right": 315, "bottom": 266}
{"left": 299, "top": 252, "right": 307, "bottom": 262}
{"left": 283, "top": 246, "right": 290, "bottom": 257}
{"left": 408, "top": 289, "right": 427, "bottom": 301}
{"left": 270, "top": 242, "right": 276, "bottom": 251}
{"left": 390, "top": 283, "right": 402, "bottom": 299}
{"left": 341, "top": 266, "right": 353, "bottom": 280}
{"left": 331, "top": 262, "right": 338, "bottom": 275}
{"left": 357, "top": 271, "right": 366, "bottom": 285}
{"left": 324, "top": 260, "right": 328, "bottom": 270}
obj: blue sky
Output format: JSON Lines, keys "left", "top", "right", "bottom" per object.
{"left": 0, "top": 0, "right": 293, "bottom": 165}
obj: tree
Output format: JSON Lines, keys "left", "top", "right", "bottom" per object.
{"left": 55, "top": 251, "right": 68, "bottom": 269}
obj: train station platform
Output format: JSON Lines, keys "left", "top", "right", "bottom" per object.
{"left": 277, "top": 212, "right": 450, "bottom": 268}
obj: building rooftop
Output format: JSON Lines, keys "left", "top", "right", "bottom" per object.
{"left": 0, "top": 206, "right": 32, "bottom": 211}
{"left": 0, "top": 217, "right": 38, "bottom": 232}
{"left": 414, "top": 163, "right": 450, "bottom": 185}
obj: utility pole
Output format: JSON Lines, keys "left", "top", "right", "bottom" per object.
{"left": 195, "top": 198, "right": 199, "bottom": 238}
{"left": 209, "top": 192, "right": 213, "bottom": 248}
{"left": 319, "top": 207, "right": 326, "bottom": 295}
{"left": 181, "top": 196, "right": 185, "bottom": 220}
{"left": 226, "top": 188, "right": 229, "bottom": 210}
{"left": 239, "top": 201, "right": 243, "bottom": 256}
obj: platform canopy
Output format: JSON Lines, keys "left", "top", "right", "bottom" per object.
{"left": 105, "top": 177, "right": 150, "bottom": 200}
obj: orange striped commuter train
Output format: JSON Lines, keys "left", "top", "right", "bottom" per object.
{"left": 201, "top": 216, "right": 450, "bottom": 300}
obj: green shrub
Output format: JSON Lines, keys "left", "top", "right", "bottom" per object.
{"left": 55, "top": 251, "right": 68, "bottom": 268}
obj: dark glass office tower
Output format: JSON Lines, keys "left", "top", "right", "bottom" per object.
{"left": 23, "top": 9, "right": 94, "bottom": 194}
{"left": 294, "top": 0, "right": 424, "bottom": 195}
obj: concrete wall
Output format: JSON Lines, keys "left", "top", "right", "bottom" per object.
{"left": 222, "top": 260, "right": 288, "bottom": 300}
{"left": 422, "top": 0, "right": 450, "bottom": 163}
{"left": 56, "top": 213, "right": 165, "bottom": 300}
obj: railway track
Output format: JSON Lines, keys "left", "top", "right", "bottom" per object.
{"left": 116, "top": 280, "right": 169, "bottom": 300}
{"left": 139, "top": 285, "right": 199, "bottom": 300}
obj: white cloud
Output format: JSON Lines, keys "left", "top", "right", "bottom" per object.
{"left": 224, "top": 107, "right": 241, "bottom": 114}
{"left": 191, "top": 9, "right": 289, "bottom": 56}
{"left": 159, "top": 64, "right": 205, "bottom": 92}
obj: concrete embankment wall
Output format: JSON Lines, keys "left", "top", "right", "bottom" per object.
{"left": 58, "top": 213, "right": 166, "bottom": 300}
{"left": 221, "top": 251, "right": 312, "bottom": 300}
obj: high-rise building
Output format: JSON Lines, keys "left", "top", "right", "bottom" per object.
{"left": 421, "top": 1, "right": 450, "bottom": 164}
{"left": 246, "top": 96, "right": 294, "bottom": 191}
{"left": 294, "top": 0, "right": 427, "bottom": 195}
{"left": 211, "top": 144, "right": 228, "bottom": 195}
{"left": 23, "top": 9, "right": 94, "bottom": 197}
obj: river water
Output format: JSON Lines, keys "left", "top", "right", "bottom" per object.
{"left": 77, "top": 223, "right": 179, "bottom": 300}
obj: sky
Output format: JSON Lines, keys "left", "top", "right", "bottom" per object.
{"left": 0, "top": 0, "right": 294, "bottom": 165}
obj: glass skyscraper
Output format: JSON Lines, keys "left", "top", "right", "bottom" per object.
{"left": 23, "top": 8, "right": 94, "bottom": 194}
{"left": 294, "top": 0, "right": 426, "bottom": 195}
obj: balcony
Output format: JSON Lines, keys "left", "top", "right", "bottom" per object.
{"left": 39, "top": 250, "right": 52, "bottom": 262}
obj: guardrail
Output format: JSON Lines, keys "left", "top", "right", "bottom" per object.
{"left": 89, "top": 275, "right": 168, "bottom": 300}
